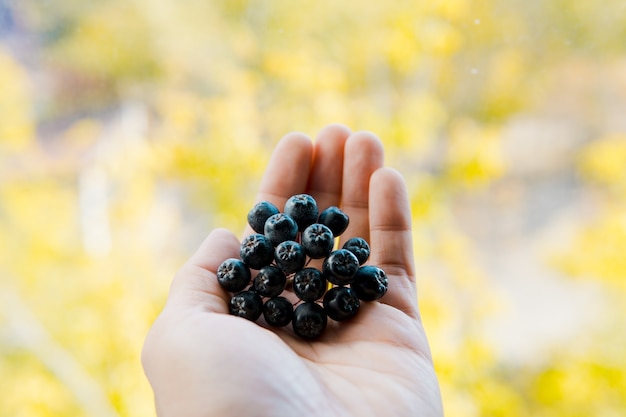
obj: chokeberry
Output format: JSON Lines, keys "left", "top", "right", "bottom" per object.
{"left": 323, "top": 286, "right": 360, "bottom": 321}
{"left": 216, "top": 258, "right": 251, "bottom": 293}
{"left": 240, "top": 234, "right": 274, "bottom": 269}
{"left": 323, "top": 249, "right": 360, "bottom": 285}
{"left": 253, "top": 265, "right": 287, "bottom": 298}
{"left": 263, "top": 296, "right": 293, "bottom": 327}
{"left": 342, "top": 237, "right": 370, "bottom": 265}
{"left": 284, "top": 194, "right": 319, "bottom": 231}
{"left": 229, "top": 290, "right": 263, "bottom": 321}
{"left": 247, "top": 201, "right": 280, "bottom": 234}
{"left": 318, "top": 206, "right": 349, "bottom": 236}
{"left": 292, "top": 302, "right": 327, "bottom": 339}
{"left": 301, "top": 223, "right": 334, "bottom": 259}
{"left": 264, "top": 213, "right": 298, "bottom": 246}
{"left": 274, "top": 240, "right": 306, "bottom": 274}
{"left": 293, "top": 267, "right": 327, "bottom": 302}
{"left": 351, "top": 265, "right": 388, "bottom": 301}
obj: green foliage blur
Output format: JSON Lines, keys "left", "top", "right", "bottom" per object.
{"left": 1, "top": 1, "right": 626, "bottom": 415}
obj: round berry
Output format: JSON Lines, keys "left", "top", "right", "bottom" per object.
{"left": 322, "top": 249, "right": 360, "bottom": 285}
{"left": 264, "top": 213, "right": 298, "bottom": 246}
{"left": 253, "top": 265, "right": 287, "bottom": 298}
{"left": 216, "top": 258, "right": 251, "bottom": 293}
{"left": 240, "top": 234, "right": 274, "bottom": 269}
{"left": 263, "top": 296, "right": 293, "bottom": 327}
{"left": 292, "top": 302, "right": 327, "bottom": 339}
{"left": 274, "top": 240, "right": 306, "bottom": 274}
{"left": 342, "top": 237, "right": 370, "bottom": 265}
{"left": 229, "top": 290, "right": 263, "bottom": 321}
{"left": 247, "top": 201, "right": 280, "bottom": 234}
{"left": 318, "top": 206, "right": 349, "bottom": 236}
{"left": 323, "top": 286, "right": 360, "bottom": 321}
{"left": 284, "top": 194, "right": 319, "bottom": 231}
{"left": 301, "top": 223, "right": 334, "bottom": 259}
{"left": 351, "top": 265, "right": 388, "bottom": 301}
{"left": 293, "top": 267, "right": 327, "bottom": 302}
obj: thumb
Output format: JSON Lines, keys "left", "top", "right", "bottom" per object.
{"left": 166, "top": 228, "right": 241, "bottom": 313}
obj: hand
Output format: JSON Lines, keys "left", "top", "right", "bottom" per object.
{"left": 141, "top": 125, "right": 443, "bottom": 417}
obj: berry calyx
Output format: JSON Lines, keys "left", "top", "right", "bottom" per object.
{"left": 263, "top": 296, "right": 293, "bottom": 327}
{"left": 284, "top": 194, "right": 319, "bottom": 231}
{"left": 216, "top": 258, "right": 251, "bottom": 293}
{"left": 323, "top": 286, "right": 360, "bottom": 321}
{"left": 274, "top": 240, "right": 306, "bottom": 274}
{"left": 253, "top": 265, "right": 287, "bottom": 298}
{"left": 293, "top": 267, "right": 327, "bottom": 302}
{"left": 301, "top": 223, "right": 334, "bottom": 259}
{"left": 351, "top": 265, "right": 388, "bottom": 301}
{"left": 292, "top": 302, "right": 327, "bottom": 339}
{"left": 342, "top": 237, "right": 370, "bottom": 265}
{"left": 240, "top": 234, "right": 274, "bottom": 269}
{"left": 264, "top": 213, "right": 298, "bottom": 246}
{"left": 229, "top": 290, "right": 263, "bottom": 321}
{"left": 323, "top": 249, "right": 360, "bottom": 285}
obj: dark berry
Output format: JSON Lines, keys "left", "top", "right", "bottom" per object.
{"left": 216, "top": 258, "right": 251, "bottom": 293}
{"left": 247, "top": 201, "right": 280, "bottom": 234}
{"left": 240, "top": 234, "right": 274, "bottom": 269}
{"left": 323, "top": 286, "right": 360, "bottom": 321}
{"left": 318, "top": 206, "right": 349, "bottom": 236}
{"left": 263, "top": 296, "right": 293, "bottom": 327}
{"left": 284, "top": 194, "right": 319, "bottom": 231}
{"left": 274, "top": 240, "right": 306, "bottom": 274}
{"left": 342, "top": 237, "right": 370, "bottom": 265}
{"left": 351, "top": 265, "right": 388, "bottom": 301}
{"left": 322, "top": 249, "right": 360, "bottom": 285}
{"left": 253, "top": 265, "right": 287, "bottom": 298}
{"left": 292, "top": 302, "right": 327, "bottom": 339}
{"left": 264, "top": 213, "right": 298, "bottom": 246}
{"left": 293, "top": 267, "right": 327, "bottom": 302}
{"left": 229, "top": 290, "right": 263, "bottom": 321}
{"left": 301, "top": 223, "right": 334, "bottom": 259}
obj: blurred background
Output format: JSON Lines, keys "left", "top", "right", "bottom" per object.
{"left": 1, "top": 0, "right": 626, "bottom": 415}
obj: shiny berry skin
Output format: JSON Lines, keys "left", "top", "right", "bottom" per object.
{"left": 351, "top": 265, "right": 388, "bottom": 301}
{"left": 342, "top": 237, "right": 370, "bottom": 265}
{"left": 292, "top": 302, "right": 327, "bottom": 339}
{"left": 301, "top": 223, "right": 334, "bottom": 259}
{"left": 284, "top": 194, "right": 319, "bottom": 231}
{"left": 263, "top": 296, "right": 293, "bottom": 327}
{"left": 229, "top": 290, "right": 263, "bottom": 321}
{"left": 253, "top": 265, "right": 287, "bottom": 298}
{"left": 293, "top": 267, "right": 327, "bottom": 302}
{"left": 274, "top": 240, "right": 306, "bottom": 274}
{"left": 322, "top": 249, "right": 360, "bottom": 285}
{"left": 264, "top": 213, "right": 298, "bottom": 246}
{"left": 318, "top": 206, "right": 349, "bottom": 236}
{"left": 240, "top": 234, "right": 274, "bottom": 269}
{"left": 247, "top": 201, "right": 280, "bottom": 234}
{"left": 216, "top": 258, "right": 251, "bottom": 293}
{"left": 323, "top": 286, "right": 360, "bottom": 321}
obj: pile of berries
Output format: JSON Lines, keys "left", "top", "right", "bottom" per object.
{"left": 216, "top": 194, "right": 388, "bottom": 339}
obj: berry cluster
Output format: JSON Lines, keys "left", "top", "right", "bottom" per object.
{"left": 216, "top": 194, "right": 388, "bottom": 339}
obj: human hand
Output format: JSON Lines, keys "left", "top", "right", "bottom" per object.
{"left": 141, "top": 125, "right": 443, "bottom": 417}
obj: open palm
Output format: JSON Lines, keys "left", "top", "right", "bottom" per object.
{"left": 142, "top": 125, "right": 443, "bottom": 417}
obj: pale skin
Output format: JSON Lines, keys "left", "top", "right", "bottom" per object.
{"left": 141, "top": 125, "right": 444, "bottom": 417}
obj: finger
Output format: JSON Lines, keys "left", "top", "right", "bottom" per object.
{"left": 167, "top": 228, "right": 241, "bottom": 312}
{"left": 243, "top": 132, "right": 314, "bottom": 236}
{"left": 339, "top": 131, "right": 384, "bottom": 244}
{"left": 368, "top": 168, "right": 420, "bottom": 320}
{"left": 305, "top": 124, "right": 351, "bottom": 212}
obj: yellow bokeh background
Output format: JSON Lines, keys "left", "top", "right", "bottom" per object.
{"left": 1, "top": 1, "right": 626, "bottom": 415}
